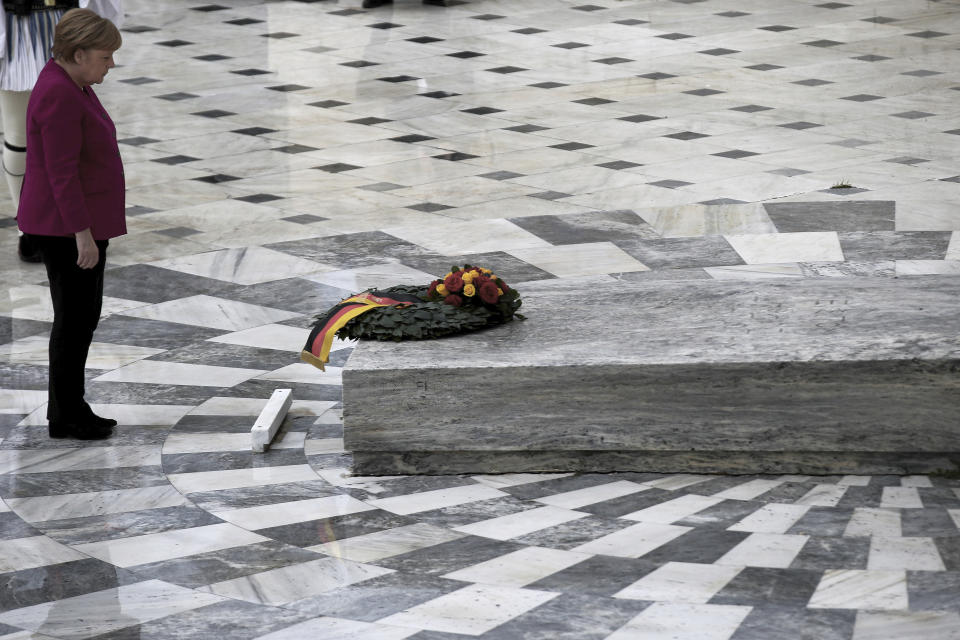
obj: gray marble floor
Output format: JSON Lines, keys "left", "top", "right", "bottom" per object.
{"left": 1, "top": 0, "right": 959, "bottom": 638}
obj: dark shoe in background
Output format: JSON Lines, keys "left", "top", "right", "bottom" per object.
{"left": 48, "top": 421, "right": 113, "bottom": 440}
{"left": 423, "top": 0, "right": 450, "bottom": 4}
{"left": 362, "top": 0, "right": 393, "bottom": 7}
{"left": 18, "top": 234, "right": 41, "bottom": 263}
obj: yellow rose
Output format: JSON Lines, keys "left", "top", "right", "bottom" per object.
{"left": 497, "top": 288, "right": 503, "bottom": 296}
{"left": 436, "top": 283, "right": 448, "bottom": 296}
{"left": 463, "top": 283, "right": 476, "bottom": 297}
{"left": 481, "top": 268, "right": 492, "bottom": 274}
{"left": 462, "top": 271, "right": 475, "bottom": 284}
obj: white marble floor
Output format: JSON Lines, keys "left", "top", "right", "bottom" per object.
{"left": 1, "top": 0, "right": 959, "bottom": 638}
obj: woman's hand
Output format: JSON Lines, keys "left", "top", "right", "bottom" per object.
{"left": 75, "top": 229, "right": 99, "bottom": 269}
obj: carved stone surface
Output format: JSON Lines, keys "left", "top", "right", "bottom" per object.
{"left": 342, "top": 276, "right": 960, "bottom": 474}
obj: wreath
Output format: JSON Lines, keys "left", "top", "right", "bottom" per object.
{"left": 301, "top": 265, "right": 523, "bottom": 370}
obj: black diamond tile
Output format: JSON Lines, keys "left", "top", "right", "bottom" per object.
{"left": 461, "top": 106, "right": 503, "bottom": 115}
{"left": 309, "top": 99, "right": 349, "bottom": 108}
{"left": 639, "top": 72, "right": 676, "bottom": 80}
{"left": 480, "top": 171, "right": 524, "bottom": 180}
{"left": 119, "top": 136, "right": 159, "bottom": 146}
{"left": 378, "top": 75, "right": 419, "bottom": 83}
{"left": 235, "top": 193, "right": 283, "bottom": 204}
{"left": 155, "top": 92, "right": 198, "bottom": 101}
{"left": 448, "top": 51, "right": 485, "bottom": 58}
{"left": 665, "top": 131, "right": 710, "bottom": 140}
{"left": 232, "top": 127, "right": 276, "bottom": 136}
{"left": 731, "top": 104, "right": 773, "bottom": 112}
{"left": 359, "top": 182, "right": 404, "bottom": 191}
{"left": 486, "top": 66, "right": 528, "bottom": 74}
{"left": 155, "top": 226, "right": 202, "bottom": 238}
{"left": 907, "top": 30, "right": 948, "bottom": 38}
{"left": 717, "top": 11, "right": 749, "bottom": 17}
{"left": 152, "top": 155, "right": 199, "bottom": 165}
{"left": 433, "top": 152, "right": 479, "bottom": 161}
{"left": 304, "top": 45, "right": 335, "bottom": 53}
{"left": 193, "top": 173, "right": 240, "bottom": 184}
{"left": 573, "top": 97, "right": 616, "bottom": 105}
{"left": 348, "top": 117, "right": 392, "bottom": 125}
{"left": 614, "top": 19, "right": 649, "bottom": 25}
{"left": 572, "top": 4, "right": 607, "bottom": 11}
{"left": 391, "top": 134, "right": 435, "bottom": 143}
{"left": 619, "top": 114, "right": 663, "bottom": 123}
{"left": 551, "top": 142, "right": 595, "bottom": 151}
{"left": 902, "top": 69, "right": 942, "bottom": 77}
{"left": 328, "top": 8, "right": 364, "bottom": 16}
{"left": 367, "top": 22, "right": 403, "bottom": 29}
{"left": 528, "top": 191, "right": 572, "bottom": 200}
{"left": 340, "top": 60, "right": 379, "bottom": 68}
{"left": 472, "top": 14, "right": 505, "bottom": 20}
{"left": 554, "top": 42, "right": 590, "bottom": 49}
{"left": 700, "top": 48, "right": 739, "bottom": 55}
{"left": 885, "top": 156, "right": 929, "bottom": 165}
{"left": 529, "top": 81, "right": 568, "bottom": 89}
{"left": 283, "top": 214, "right": 327, "bottom": 224}
{"left": 779, "top": 121, "right": 822, "bottom": 129}
{"left": 817, "top": 2, "right": 851, "bottom": 8}
{"left": 853, "top": 54, "right": 891, "bottom": 62}
{"left": 793, "top": 78, "right": 833, "bottom": 86}
{"left": 803, "top": 39, "right": 843, "bottom": 47}
{"left": 231, "top": 68, "right": 270, "bottom": 76}
{"left": 120, "top": 76, "right": 160, "bottom": 85}
{"left": 155, "top": 39, "right": 193, "bottom": 47}
{"left": 407, "top": 35, "right": 444, "bottom": 43}
{"left": 862, "top": 16, "right": 897, "bottom": 23}
{"left": 193, "top": 54, "right": 231, "bottom": 61}
{"left": 191, "top": 109, "right": 234, "bottom": 118}
{"left": 273, "top": 144, "right": 319, "bottom": 154}
{"left": 746, "top": 63, "right": 783, "bottom": 71}
{"left": 759, "top": 25, "right": 796, "bottom": 31}
{"left": 192, "top": 4, "right": 229, "bottom": 11}
{"left": 122, "top": 25, "right": 159, "bottom": 33}
{"left": 315, "top": 163, "right": 362, "bottom": 173}
{"left": 841, "top": 94, "right": 883, "bottom": 101}
{"left": 658, "top": 32, "right": 695, "bottom": 40}
{"left": 408, "top": 202, "right": 453, "bottom": 212}
{"left": 512, "top": 27, "right": 546, "bottom": 34}
{"left": 684, "top": 88, "right": 724, "bottom": 96}
{"left": 267, "top": 84, "right": 309, "bottom": 92}
{"left": 699, "top": 197, "right": 748, "bottom": 204}
{"left": 713, "top": 149, "right": 760, "bottom": 159}
{"left": 224, "top": 18, "right": 263, "bottom": 25}
{"left": 649, "top": 179, "right": 693, "bottom": 188}
{"left": 596, "top": 160, "right": 642, "bottom": 170}
{"left": 945, "top": 129, "right": 960, "bottom": 135}
{"left": 941, "top": 175, "right": 960, "bottom": 183}
{"left": 891, "top": 111, "right": 934, "bottom": 119}
{"left": 505, "top": 124, "right": 550, "bottom": 133}
{"left": 419, "top": 90, "right": 460, "bottom": 98}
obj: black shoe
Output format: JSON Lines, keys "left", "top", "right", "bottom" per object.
{"left": 362, "top": 0, "right": 392, "bottom": 7}
{"left": 18, "top": 235, "right": 41, "bottom": 263}
{"left": 82, "top": 406, "right": 118, "bottom": 428}
{"left": 423, "top": 0, "right": 449, "bottom": 5}
{"left": 48, "top": 421, "right": 113, "bottom": 440}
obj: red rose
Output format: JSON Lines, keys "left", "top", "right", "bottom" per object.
{"left": 479, "top": 280, "right": 500, "bottom": 304}
{"left": 474, "top": 274, "right": 491, "bottom": 287}
{"left": 444, "top": 294, "right": 463, "bottom": 307}
{"left": 444, "top": 272, "right": 464, "bottom": 293}
{"left": 498, "top": 280, "right": 510, "bottom": 293}
{"left": 427, "top": 279, "right": 441, "bottom": 297}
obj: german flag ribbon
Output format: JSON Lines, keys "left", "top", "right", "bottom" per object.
{"left": 300, "top": 291, "right": 418, "bottom": 371}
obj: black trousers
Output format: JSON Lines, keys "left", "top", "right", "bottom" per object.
{"left": 33, "top": 234, "right": 109, "bottom": 423}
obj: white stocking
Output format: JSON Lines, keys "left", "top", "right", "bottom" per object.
{"left": 1, "top": 89, "right": 31, "bottom": 218}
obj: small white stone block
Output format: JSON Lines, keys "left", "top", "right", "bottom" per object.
{"left": 251, "top": 388, "right": 293, "bottom": 453}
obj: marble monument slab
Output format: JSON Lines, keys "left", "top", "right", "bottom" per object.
{"left": 342, "top": 277, "right": 960, "bottom": 475}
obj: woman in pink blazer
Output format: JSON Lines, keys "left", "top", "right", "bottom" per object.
{"left": 16, "top": 8, "right": 123, "bottom": 440}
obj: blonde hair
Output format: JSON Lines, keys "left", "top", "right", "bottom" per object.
{"left": 51, "top": 9, "right": 122, "bottom": 62}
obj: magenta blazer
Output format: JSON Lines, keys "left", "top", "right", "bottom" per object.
{"left": 17, "top": 59, "right": 126, "bottom": 241}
